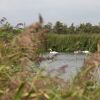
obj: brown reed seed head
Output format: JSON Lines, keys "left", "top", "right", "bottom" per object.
{"left": 11, "top": 15, "right": 47, "bottom": 66}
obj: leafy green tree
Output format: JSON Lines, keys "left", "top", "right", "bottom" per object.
{"left": 53, "top": 21, "right": 64, "bottom": 34}
{"left": 68, "top": 23, "right": 75, "bottom": 34}
{"left": 84, "top": 23, "right": 92, "bottom": 33}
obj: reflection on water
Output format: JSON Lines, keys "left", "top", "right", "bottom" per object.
{"left": 40, "top": 53, "right": 86, "bottom": 80}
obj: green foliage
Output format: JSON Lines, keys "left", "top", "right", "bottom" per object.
{"left": 53, "top": 21, "right": 66, "bottom": 34}
{"left": 46, "top": 33, "right": 100, "bottom": 52}
{"left": 13, "top": 82, "right": 25, "bottom": 100}
{"left": 45, "top": 21, "right": 100, "bottom": 34}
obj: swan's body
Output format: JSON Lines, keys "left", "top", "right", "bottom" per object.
{"left": 74, "top": 50, "right": 81, "bottom": 54}
{"left": 74, "top": 51, "right": 79, "bottom": 54}
{"left": 82, "top": 50, "right": 90, "bottom": 54}
{"left": 50, "top": 51, "right": 58, "bottom": 54}
{"left": 49, "top": 49, "right": 58, "bottom": 55}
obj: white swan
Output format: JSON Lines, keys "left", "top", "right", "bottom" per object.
{"left": 74, "top": 50, "right": 81, "bottom": 54}
{"left": 74, "top": 51, "right": 79, "bottom": 54}
{"left": 74, "top": 50, "right": 90, "bottom": 55}
{"left": 49, "top": 49, "right": 58, "bottom": 55}
{"left": 82, "top": 50, "right": 90, "bottom": 54}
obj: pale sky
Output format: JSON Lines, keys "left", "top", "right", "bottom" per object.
{"left": 0, "top": 0, "right": 100, "bottom": 25}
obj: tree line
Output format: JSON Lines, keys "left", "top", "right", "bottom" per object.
{"left": 44, "top": 21, "right": 100, "bottom": 34}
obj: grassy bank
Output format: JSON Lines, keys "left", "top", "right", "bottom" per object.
{"left": 0, "top": 60, "right": 100, "bottom": 100}
{"left": 46, "top": 33, "right": 100, "bottom": 52}
{"left": 0, "top": 22, "right": 100, "bottom": 99}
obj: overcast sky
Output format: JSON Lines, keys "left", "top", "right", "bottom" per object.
{"left": 0, "top": 0, "right": 100, "bottom": 25}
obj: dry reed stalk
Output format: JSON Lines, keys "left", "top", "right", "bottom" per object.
{"left": 11, "top": 15, "right": 47, "bottom": 67}
{"left": 82, "top": 52, "right": 100, "bottom": 82}
{"left": 97, "top": 42, "right": 100, "bottom": 52}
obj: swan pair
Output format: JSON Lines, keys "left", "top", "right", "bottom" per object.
{"left": 74, "top": 50, "right": 90, "bottom": 54}
{"left": 82, "top": 50, "right": 90, "bottom": 54}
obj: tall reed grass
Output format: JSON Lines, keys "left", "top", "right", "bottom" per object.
{"left": 46, "top": 33, "right": 100, "bottom": 52}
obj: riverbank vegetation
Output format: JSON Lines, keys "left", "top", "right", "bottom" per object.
{"left": 46, "top": 33, "right": 100, "bottom": 52}
{"left": 0, "top": 17, "right": 100, "bottom": 99}
{"left": 44, "top": 21, "right": 100, "bottom": 52}
{"left": 44, "top": 21, "right": 100, "bottom": 34}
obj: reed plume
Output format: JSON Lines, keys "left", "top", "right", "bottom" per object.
{"left": 11, "top": 14, "right": 47, "bottom": 67}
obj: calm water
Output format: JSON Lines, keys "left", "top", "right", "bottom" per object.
{"left": 40, "top": 53, "right": 86, "bottom": 80}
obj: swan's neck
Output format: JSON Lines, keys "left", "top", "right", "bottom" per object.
{"left": 49, "top": 49, "right": 52, "bottom": 52}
